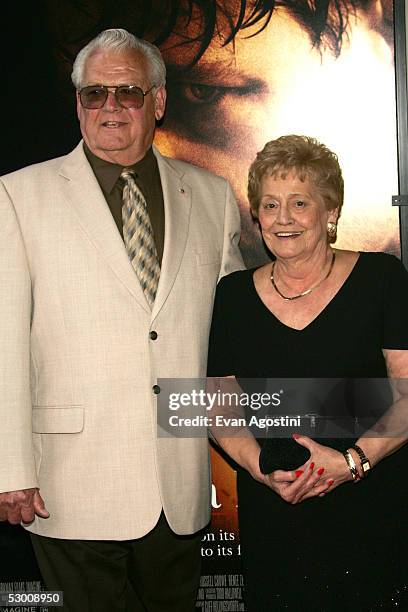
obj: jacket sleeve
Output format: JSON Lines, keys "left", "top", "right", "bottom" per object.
{"left": 0, "top": 179, "right": 38, "bottom": 492}
{"left": 218, "top": 180, "right": 245, "bottom": 280}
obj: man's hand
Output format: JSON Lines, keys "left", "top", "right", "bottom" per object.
{"left": 0, "top": 488, "right": 49, "bottom": 525}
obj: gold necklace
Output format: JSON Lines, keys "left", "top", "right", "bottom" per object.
{"left": 270, "top": 251, "right": 336, "bottom": 301}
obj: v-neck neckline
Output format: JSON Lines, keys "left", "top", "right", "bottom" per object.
{"left": 250, "top": 253, "right": 362, "bottom": 332}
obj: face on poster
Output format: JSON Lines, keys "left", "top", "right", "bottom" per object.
{"left": 153, "top": 0, "right": 398, "bottom": 265}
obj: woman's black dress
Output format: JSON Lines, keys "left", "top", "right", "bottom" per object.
{"left": 208, "top": 252, "right": 408, "bottom": 611}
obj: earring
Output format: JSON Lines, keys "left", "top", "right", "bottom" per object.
{"left": 327, "top": 221, "right": 337, "bottom": 242}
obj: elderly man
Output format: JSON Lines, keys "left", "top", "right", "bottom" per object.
{"left": 0, "top": 29, "right": 243, "bottom": 611}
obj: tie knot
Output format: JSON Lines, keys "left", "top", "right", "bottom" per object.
{"left": 120, "top": 168, "right": 136, "bottom": 183}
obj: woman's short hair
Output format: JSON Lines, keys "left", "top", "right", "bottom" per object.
{"left": 248, "top": 135, "right": 344, "bottom": 218}
{"left": 71, "top": 28, "right": 166, "bottom": 90}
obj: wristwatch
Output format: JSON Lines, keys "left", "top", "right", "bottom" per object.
{"left": 352, "top": 444, "right": 371, "bottom": 477}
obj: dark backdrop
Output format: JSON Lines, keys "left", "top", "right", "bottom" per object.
{"left": 3, "top": 3, "right": 80, "bottom": 176}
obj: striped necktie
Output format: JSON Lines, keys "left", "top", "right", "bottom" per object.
{"left": 121, "top": 169, "right": 160, "bottom": 307}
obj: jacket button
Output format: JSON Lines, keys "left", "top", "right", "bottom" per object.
{"left": 149, "top": 331, "right": 158, "bottom": 340}
{"left": 152, "top": 385, "right": 161, "bottom": 394}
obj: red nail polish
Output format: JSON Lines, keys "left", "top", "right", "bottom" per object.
{"left": 295, "top": 470, "right": 304, "bottom": 478}
{"left": 328, "top": 479, "right": 334, "bottom": 486}
{"left": 292, "top": 433, "right": 300, "bottom": 440}
{"left": 310, "top": 462, "right": 315, "bottom": 470}
{"left": 317, "top": 467, "right": 325, "bottom": 476}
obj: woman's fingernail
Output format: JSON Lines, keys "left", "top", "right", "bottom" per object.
{"left": 295, "top": 470, "right": 304, "bottom": 478}
{"left": 328, "top": 479, "right": 334, "bottom": 486}
{"left": 309, "top": 462, "right": 315, "bottom": 470}
{"left": 292, "top": 433, "right": 300, "bottom": 440}
{"left": 317, "top": 467, "right": 325, "bottom": 476}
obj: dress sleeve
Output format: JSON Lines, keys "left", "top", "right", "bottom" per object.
{"left": 382, "top": 254, "right": 408, "bottom": 348}
{"left": 207, "top": 276, "right": 235, "bottom": 376}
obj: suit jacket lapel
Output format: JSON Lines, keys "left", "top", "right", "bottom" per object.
{"left": 152, "top": 146, "right": 192, "bottom": 320}
{"left": 59, "top": 142, "right": 150, "bottom": 313}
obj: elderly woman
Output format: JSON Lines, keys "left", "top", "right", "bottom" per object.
{"left": 208, "top": 135, "right": 408, "bottom": 610}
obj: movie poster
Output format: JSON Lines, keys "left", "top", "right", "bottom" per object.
{"left": 0, "top": 2, "right": 400, "bottom": 610}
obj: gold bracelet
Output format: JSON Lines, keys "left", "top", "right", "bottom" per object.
{"left": 343, "top": 449, "right": 360, "bottom": 482}
{"left": 352, "top": 444, "right": 371, "bottom": 477}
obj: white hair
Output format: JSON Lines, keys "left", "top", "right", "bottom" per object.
{"left": 71, "top": 28, "right": 166, "bottom": 90}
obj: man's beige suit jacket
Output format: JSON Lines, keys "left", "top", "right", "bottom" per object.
{"left": 0, "top": 142, "right": 244, "bottom": 540}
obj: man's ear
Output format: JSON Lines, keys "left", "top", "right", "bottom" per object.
{"left": 154, "top": 86, "right": 167, "bottom": 121}
{"left": 76, "top": 91, "right": 82, "bottom": 121}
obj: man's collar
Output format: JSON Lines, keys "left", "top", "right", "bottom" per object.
{"left": 83, "top": 143, "right": 156, "bottom": 193}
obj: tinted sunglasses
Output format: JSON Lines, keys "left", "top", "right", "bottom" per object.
{"left": 79, "top": 84, "right": 155, "bottom": 109}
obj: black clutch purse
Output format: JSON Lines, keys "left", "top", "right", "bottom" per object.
{"left": 259, "top": 438, "right": 311, "bottom": 474}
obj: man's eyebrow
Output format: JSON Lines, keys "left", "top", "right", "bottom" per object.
{"left": 166, "top": 61, "right": 266, "bottom": 89}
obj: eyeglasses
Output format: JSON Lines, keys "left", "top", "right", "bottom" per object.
{"left": 78, "top": 84, "right": 155, "bottom": 109}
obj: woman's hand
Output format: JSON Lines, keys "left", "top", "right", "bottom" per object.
{"left": 263, "top": 464, "right": 331, "bottom": 504}
{"left": 212, "top": 425, "right": 352, "bottom": 504}
{"left": 245, "top": 438, "right": 335, "bottom": 504}
{"left": 285, "top": 434, "right": 353, "bottom": 501}
{"left": 258, "top": 435, "right": 354, "bottom": 504}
